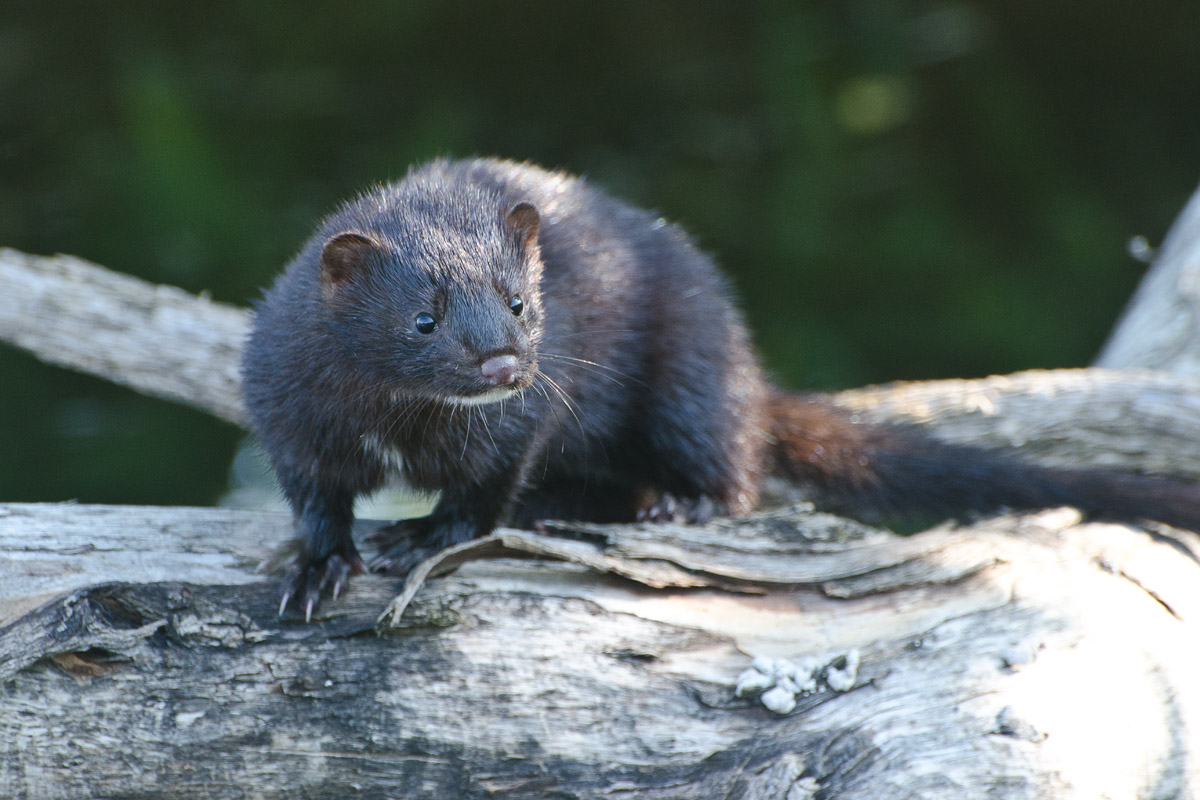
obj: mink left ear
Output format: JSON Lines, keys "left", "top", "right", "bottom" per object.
{"left": 505, "top": 201, "right": 540, "bottom": 249}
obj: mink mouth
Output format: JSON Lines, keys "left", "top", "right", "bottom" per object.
{"left": 442, "top": 358, "right": 537, "bottom": 405}
{"left": 444, "top": 386, "right": 526, "bottom": 406}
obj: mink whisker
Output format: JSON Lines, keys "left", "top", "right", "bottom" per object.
{"left": 478, "top": 405, "right": 500, "bottom": 455}
{"left": 538, "top": 372, "right": 585, "bottom": 435}
{"left": 459, "top": 405, "right": 472, "bottom": 461}
{"left": 538, "top": 352, "right": 639, "bottom": 387}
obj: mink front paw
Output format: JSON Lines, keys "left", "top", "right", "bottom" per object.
{"left": 266, "top": 541, "right": 365, "bottom": 622}
{"left": 366, "top": 518, "right": 442, "bottom": 577}
{"left": 367, "top": 515, "right": 480, "bottom": 576}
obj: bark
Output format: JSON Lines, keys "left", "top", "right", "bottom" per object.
{"left": 3, "top": 182, "right": 1200, "bottom": 799}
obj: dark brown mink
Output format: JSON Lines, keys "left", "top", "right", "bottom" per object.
{"left": 242, "top": 157, "right": 1200, "bottom": 619}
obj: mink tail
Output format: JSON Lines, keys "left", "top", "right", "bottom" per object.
{"left": 767, "top": 392, "right": 1200, "bottom": 532}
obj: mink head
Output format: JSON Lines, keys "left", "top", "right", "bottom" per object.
{"left": 314, "top": 182, "right": 544, "bottom": 405}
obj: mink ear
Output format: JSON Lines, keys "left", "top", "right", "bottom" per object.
{"left": 504, "top": 202, "right": 540, "bottom": 249}
{"left": 319, "top": 232, "right": 379, "bottom": 299}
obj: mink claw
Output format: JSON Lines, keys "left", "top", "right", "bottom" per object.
{"left": 327, "top": 552, "right": 360, "bottom": 600}
{"left": 690, "top": 495, "right": 718, "bottom": 524}
{"left": 367, "top": 553, "right": 392, "bottom": 573}
{"left": 636, "top": 493, "right": 724, "bottom": 525}
{"left": 273, "top": 548, "right": 364, "bottom": 621}
{"left": 277, "top": 566, "right": 305, "bottom": 617}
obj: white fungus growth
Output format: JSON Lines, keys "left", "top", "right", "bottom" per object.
{"left": 735, "top": 668, "right": 775, "bottom": 697}
{"left": 825, "top": 649, "right": 860, "bottom": 692}
{"left": 788, "top": 658, "right": 821, "bottom": 694}
{"left": 760, "top": 685, "right": 798, "bottom": 714}
{"left": 736, "top": 650, "right": 863, "bottom": 714}
{"left": 751, "top": 655, "right": 777, "bottom": 674}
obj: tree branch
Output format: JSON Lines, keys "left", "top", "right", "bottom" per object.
{"left": 0, "top": 247, "right": 249, "bottom": 426}
{"left": 1096, "top": 179, "right": 1200, "bottom": 374}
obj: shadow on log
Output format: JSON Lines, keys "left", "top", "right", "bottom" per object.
{"left": 2, "top": 178, "right": 1199, "bottom": 798}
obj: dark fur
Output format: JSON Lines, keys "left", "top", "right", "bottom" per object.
{"left": 243, "top": 157, "right": 1199, "bottom": 617}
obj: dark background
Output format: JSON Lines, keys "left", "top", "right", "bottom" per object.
{"left": 2, "top": 1, "right": 1198, "bottom": 507}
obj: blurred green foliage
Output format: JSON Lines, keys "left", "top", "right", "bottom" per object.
{"left": 2, "top": 1, "right": 1198, "bottom": 506}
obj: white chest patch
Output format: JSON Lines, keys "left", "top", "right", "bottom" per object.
{"left": 360, "top": 434, "right": 407, "bottom": 478}
{"left": 357, "top": 433, "right": 436, "bottom": 518}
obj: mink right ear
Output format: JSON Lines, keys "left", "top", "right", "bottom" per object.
{"left": 319, "top": 232, "right": 379, "bottom": 300}
{"left": 504, "top": 201, "right": 541, "bottom": 250}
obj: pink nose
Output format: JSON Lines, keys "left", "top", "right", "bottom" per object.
{"left": 481, "top": 355, "right": 519, "bottom": 385}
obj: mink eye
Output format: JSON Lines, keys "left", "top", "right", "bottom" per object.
{"left": 414, "top": 313, "right": 437, "bottom": 335}
{"left": 509, "top": 295, "right": 524, "bottom": 317}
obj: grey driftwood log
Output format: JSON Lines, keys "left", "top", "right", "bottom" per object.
{"left": 2, "top": 180, "right": 1200, "bottom": 799}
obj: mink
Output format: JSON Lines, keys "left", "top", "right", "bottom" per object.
{"left": 242, "top": 157, "right": 1199, "bottom": 619}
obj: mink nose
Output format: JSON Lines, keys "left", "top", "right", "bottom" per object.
{"left": 480, "top": 355, "right": 519, "bottom": 386}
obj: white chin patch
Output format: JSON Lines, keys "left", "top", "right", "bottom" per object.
{"left": 446, "top": 387, "right": 520, "bottom": 406}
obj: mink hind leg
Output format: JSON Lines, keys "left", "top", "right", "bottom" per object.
{"left": 509, "top": 476, "right": 647, "bottom": 527}
{"left": 508, "top": 370, "right": 771, "bottom": 527}
{"left": 635, "top": 358, "right": 771, "bottom": 522}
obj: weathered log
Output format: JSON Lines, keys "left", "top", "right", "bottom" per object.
{"left": 3, "top": 179, "right": 1200, "bottom": 798}
{"left": 3, "top": 502, "right": 1198, "bottom": 799}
